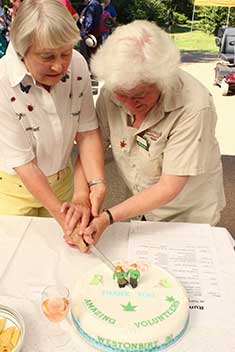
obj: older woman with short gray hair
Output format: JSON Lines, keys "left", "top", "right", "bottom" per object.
{"left": 78, "top": 20, "right": 225, "bottom": 247}
{"left": 0, "top": 0, "right": 106, "bottom": 249}
{"left": 10, "top": 0, "right": 79, "bottom": 57}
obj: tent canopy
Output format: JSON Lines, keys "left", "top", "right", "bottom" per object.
{"left": 194, "top": 0, "right": 235, "bottom": 6}
{"left": 191, "top": 0, "right": 235, "bottom": 30}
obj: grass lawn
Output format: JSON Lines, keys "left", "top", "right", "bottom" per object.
{"left": 170, "top": 24, "right": 218, "bottom": 52}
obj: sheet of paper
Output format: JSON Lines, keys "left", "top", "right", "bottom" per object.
{"left": 128, "top": 221, "right": 235, "bottom": 329}
{"left": 0, "top": 215, "right": 32, "bottom": 280}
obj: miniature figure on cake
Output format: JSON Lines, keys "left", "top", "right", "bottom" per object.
{"left": 113, "top": 266, "right": 128, "bottom": 288}
{"left": 127, "top": 263, "right": 140, "bottom": 288}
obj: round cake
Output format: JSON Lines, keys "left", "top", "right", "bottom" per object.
{"left": 71, "top": 261, "right": 189, "bottom": 352}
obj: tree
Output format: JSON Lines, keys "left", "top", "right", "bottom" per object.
{"left": 112, "top": 0, "right": 193, "bottom": 24}
{"left": 197, "top": 6, "right": 235, "bottom": 34}
{"left": 170, "top": 0, "right": 193, "bottom": 18}
{"left": 114, "top": 0, "right": 168, "bottom": 25}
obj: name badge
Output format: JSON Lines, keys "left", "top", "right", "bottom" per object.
{"left": 136, "top": 135, "right": 149, "bottom": 151}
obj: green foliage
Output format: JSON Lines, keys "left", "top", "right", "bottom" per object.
{"left": 197, "top": 6, "right": 228, "bottom": 34}
{"left": 196, "top": 6, "right": 235, "bottom": 35}
{"left": 164, "top": 0, "right": 193, "bottom": 18}
{"left": 114, "top": 0, "right": 167, "bottom": 25}
{"left": 112, "top": 0, "right": 194, "bottom": 25}
{"left": 2, "top": 0, "right": 10, "bottom": 6}
{"left": 228, "top": 9, "right": 235, "bottom": 28}
{"left": 174, "top": 12, "right": 188, "bottom": 24}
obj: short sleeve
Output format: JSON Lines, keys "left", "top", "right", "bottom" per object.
{"left": 96, "top": 88, "right": 111, "bottom": 151}
{"left": 75, "top": 56, "right": 98, "bottom": 132}
{"left": 163, "top": 106, "right": 218, "bottom": 176}
{"left": 107, "top": 5, "right": 117, "bottom": 18}
{"left": 0, "top": 98, "right": 34, "bottom": 171}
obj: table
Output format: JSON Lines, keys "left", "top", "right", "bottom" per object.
{"left": 0, "top": 215, "right": 235, "bottom": 352}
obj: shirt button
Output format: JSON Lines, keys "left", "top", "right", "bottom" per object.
{"left": 132, "top": 163, "right": 136, "bottom": 167}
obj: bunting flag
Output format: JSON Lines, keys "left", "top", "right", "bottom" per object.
{"left": 195, "top": 0, "right": 235, "bottom": 6}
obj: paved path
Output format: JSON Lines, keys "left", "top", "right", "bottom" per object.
{"left": 181, "top": 51, "right": 235, "bottom": 156}
{"left": 181, "top": 50, "right": 218, "bottom": 63}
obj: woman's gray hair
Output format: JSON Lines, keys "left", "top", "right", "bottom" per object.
{"left": 10, "top": 0, "right": 80, "bottom": 57}
{"left": 91, "top": 20, "right": 180, "bottom": 91}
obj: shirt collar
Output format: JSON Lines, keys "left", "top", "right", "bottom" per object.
{"left": 162, "top": 71, "right": 184, "bottom": 112}
{"left": 6, "top": 42, "right": 30, "bottom": 87}
{"left": 110, "top": 92, "right": 123, "bottom": 108}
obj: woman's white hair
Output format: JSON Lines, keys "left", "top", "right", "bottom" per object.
{"left": 10, "top": 0, "right": 80, "bottom": 57}
{"left": 91, "top": 20, "right": 180, "bottom": 91}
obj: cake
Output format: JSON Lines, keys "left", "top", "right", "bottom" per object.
{"left": 71, "top": 261, "right": 189, "bottom": 352}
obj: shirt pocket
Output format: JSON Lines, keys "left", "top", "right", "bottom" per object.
{"left": 135, "top": 135, "right": 167, "bottom": 182}
{"left": 148, "top": 134, "right": 167, "bottom": 161}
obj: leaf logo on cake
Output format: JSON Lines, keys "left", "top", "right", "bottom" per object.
{"left": 165, "top": 334, "right": 173, "bottom": 343}
{"left": 159, "top": 279, "right": 172, "bottom": 288}
{"left": 121, "top": 302, "right": 137, "bottom": 312}
{"left": 89, "top": 274, "right": 103, "bottom": 285}
{"left": 166, "top": 296, "right": 176, "bottom": 303}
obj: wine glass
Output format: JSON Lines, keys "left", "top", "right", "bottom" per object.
{"left": 41, "top": 284, "right": 70, "bottom": 347}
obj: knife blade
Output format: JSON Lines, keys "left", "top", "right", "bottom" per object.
{"left": 82, "top": 215, "right": 115, "bottom": 272}
{"left": 85, "top": 241, "right": 115, "bottom": 272}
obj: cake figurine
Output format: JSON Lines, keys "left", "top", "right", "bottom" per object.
{"left": 127, "top": 263, "right": 141, "bottom": 288}
{"left": 113, "top": 265, "right": 128, "bottom": 288}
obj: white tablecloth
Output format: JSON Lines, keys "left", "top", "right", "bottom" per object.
{"left": 0, "top": 215, "right": 234, "bottom": 352}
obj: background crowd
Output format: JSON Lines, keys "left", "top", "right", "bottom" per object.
{"left": 0, "top": 0, "right": 118, "bottom": 59}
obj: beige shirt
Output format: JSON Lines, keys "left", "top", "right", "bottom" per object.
{"left": 0, "top": 43, "right": 98, "bottom": 176}
{"left": 96, "top": 69, "right": 225, "bottom": 225}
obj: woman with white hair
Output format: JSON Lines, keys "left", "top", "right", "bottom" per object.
{"left": 0, "top": 0, "right": 106, "bottom": 244}
{"left": 76, "top": 20, "right": 225, "bottom": 247}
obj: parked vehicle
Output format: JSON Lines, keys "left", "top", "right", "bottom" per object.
{"left": 214, "top": 27, "right": 235, "bottom": 96}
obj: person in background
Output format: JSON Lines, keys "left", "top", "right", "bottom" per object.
{"left": 104, "top": 0, "right": 117, "bottom": 23}
{"left": 4, "top": 5, "right": 11, "bottom": 41}
{"left": 79, "top": 0, "right": 102, "bottom": 66}
{"left": 0, "top": 0, "right": 8, "bottom": 57}
{"left": 76, "top": 20, "right": 225, "bottom": 247}
{"left": 167, "top": 9, "right": 174, "bottom": 33}
{"left": 60, "top": 0, "right": 79, "bottom": 23}
{"left": 100, "top": 1, "right": 113, "bottom": 44}
{"left": 8, "top": 0, "right": 22, "bottom": 19}
{"left": 0, "top": 0, "right": 106, "bottom": 246}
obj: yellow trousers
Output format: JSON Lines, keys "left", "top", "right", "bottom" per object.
{"left": 0, "top": 166, "right": 73, "bottom": 217}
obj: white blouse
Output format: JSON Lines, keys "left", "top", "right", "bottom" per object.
{"left": 0, "top": 43, "right": 98, "bottom": 175}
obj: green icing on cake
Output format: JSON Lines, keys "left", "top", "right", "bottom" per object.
{"left": 97, "top": 336, "right": 159, "bottom": 350}
{"left": 165, "top": 296, "right": 175, "bottom": 303}
{"left": 89, "top": 274, "right": 103, "bottom": 285}
{"left": 134, "top": 300, "right": 180, "bottom": 328}
{"left": 84, "top": 298, "right": 116, "bottom": 324}
{"left": 165, "top": 334, "right": 173, "bottom": 343}
{"left": 159, "top": 279, "right": 172, "bottom": 288}
{"left": 121, "top": 301, "right": 138, "bottom": 312}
